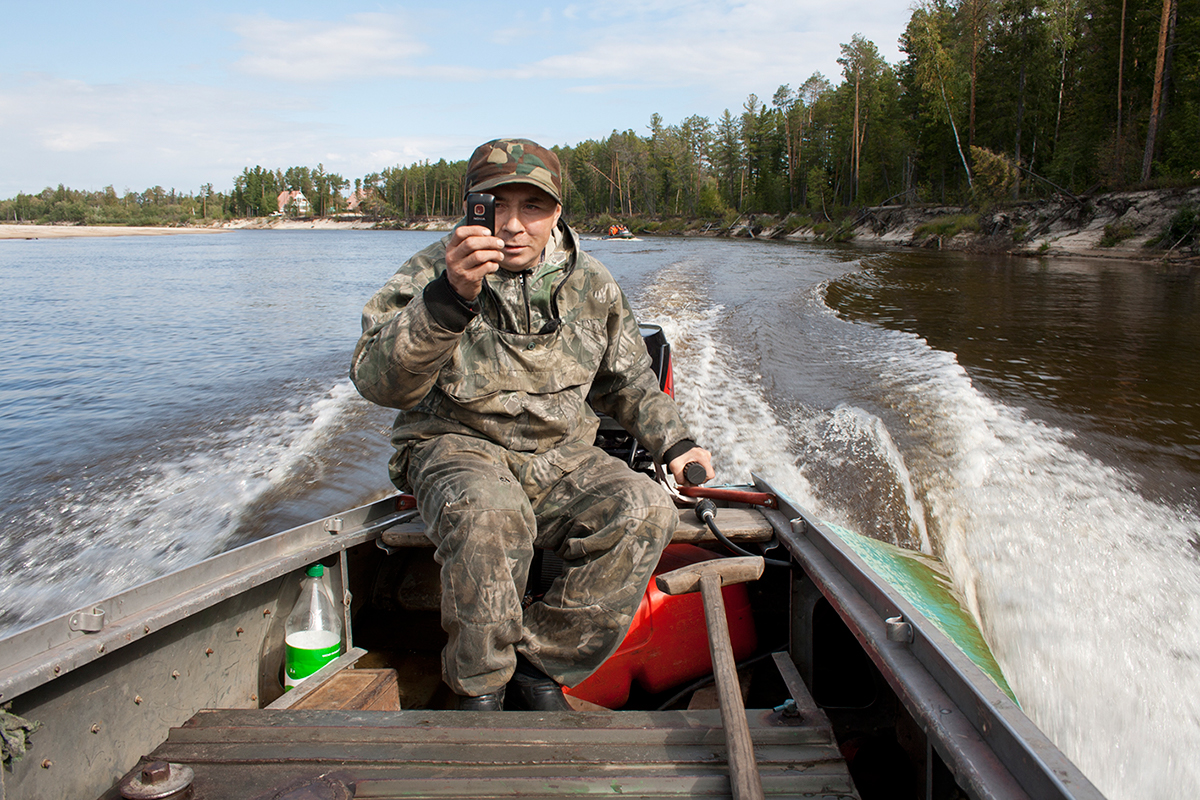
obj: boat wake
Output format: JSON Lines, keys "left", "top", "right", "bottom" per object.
{"left": 814, "top": 290, "right": 1200, "bottom": 800}
{"left": 635, "top": 262, "right": 933, "bottom": 551}
{"left": 638, "top": 256, "right": 1200, "bottom": 800}
{"left": 633, "top": 262, "right": 820, "bottom": 517}
{"left": 0, "top": 380, "right": 365, "bottom": 637}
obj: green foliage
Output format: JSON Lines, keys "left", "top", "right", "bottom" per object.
{"left": 915, "top": 214, "right": 981, "bottom": 238}
{"left": 696, "top": 178, "right": 730, "bottom": 217}
{"left": 593, "top": 213, "right": 619, "bottom": 232}
{"left": 811, "top": 216, "right": 858, "bottom": 242}
{"left": 0, "top": 184, "right": 225, "bottom": 225}
{"left": 1155, "top": 205, "right": 1199, "bottom": 249}
{"left": 970, "top": 147, "right": 1017, "bottom": 205}
{"left": 1099, "top": 222, "right": 1136, "bottom": 247}
{"left": 374, "top": 158, "right": 468, "bottom": 218}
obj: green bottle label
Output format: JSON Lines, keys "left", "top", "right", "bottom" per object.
{"left": 284, "top": 629, "right": 341, "bottom": 689}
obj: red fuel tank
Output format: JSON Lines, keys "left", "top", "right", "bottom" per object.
{"left": 565, "top": 543, "right": 758, "bottom": 709}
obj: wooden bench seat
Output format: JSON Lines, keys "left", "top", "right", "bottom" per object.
{"left": 379, "top": 507, "right": 775, "bottom": 549}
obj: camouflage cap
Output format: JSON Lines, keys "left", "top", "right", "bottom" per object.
{"left": 465, "top": 138, "right": 562, "bottom": 203}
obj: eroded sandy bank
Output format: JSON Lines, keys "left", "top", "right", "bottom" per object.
{"left": 0, "top": 224, "right": 227, "bottom": 240}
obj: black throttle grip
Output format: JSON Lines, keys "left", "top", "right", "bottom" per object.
{"left": 683, "top": 461, "right": 708, "bottom": 486}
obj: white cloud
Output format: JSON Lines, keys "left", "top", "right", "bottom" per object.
{"left": 0, "top": 71, "right": 485, "bottom": 196}
{"left": 42, "top": 124, "right": 122, "bottom": 153}
{"left": 0, "top": 73, "right": 320, "bottom": 193}
{"left": 230, "top": 12, "right": 426, "bottom": 82}
{"left": 495, "top": 0, "right": 908, "bottom": 96}
{"left": 0, "top": 2, "right": 915, "bottom": 196}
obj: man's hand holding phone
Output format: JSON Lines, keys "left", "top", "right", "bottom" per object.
{"left": 446, "top": 193, "right": 500, "bottom": 302}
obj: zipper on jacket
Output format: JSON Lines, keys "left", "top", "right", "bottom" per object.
{"left": 521, "top": 271, "right": 532, "bottom": 333}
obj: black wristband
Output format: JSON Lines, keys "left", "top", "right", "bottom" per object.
{"left": 423, "top": 272, "right": 479, "bottom": 332}
{"left": 662, "top": 439, "right": 698, "bottom": 465}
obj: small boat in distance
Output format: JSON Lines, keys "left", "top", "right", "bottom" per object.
{"left": 605, "top": 224, "right": 637, "bottom": 240}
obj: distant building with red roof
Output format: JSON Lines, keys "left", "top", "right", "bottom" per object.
{"left": 277, "top": 190, "right": 311, "bottom": 216}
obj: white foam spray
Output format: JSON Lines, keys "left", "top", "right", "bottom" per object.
{"left": 818, "top": 299, "right": 1200, "bottom": 800}
{"left": 0, "top": 380, "right": 365, "bottom": 636}
{"left": 633, "top": 264, "right": 822, "bottom": 517}
{"left": 637, "top": 259, "right": 1200, "bottom": 799}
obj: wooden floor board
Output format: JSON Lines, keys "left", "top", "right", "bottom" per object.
{"left": 131, "top": 707, "right": 860, "bottom": 799}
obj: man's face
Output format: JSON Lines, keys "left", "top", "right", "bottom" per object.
{"left": 492, "top": 184, "right": 562, "bottom": 272}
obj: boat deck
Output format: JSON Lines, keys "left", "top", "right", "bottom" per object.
{"left": 109, "top": 705, "right": 858, "bottom": 799}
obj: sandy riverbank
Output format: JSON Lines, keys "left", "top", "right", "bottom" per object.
{"left": 0, "top": 224, "right": 229, "bottom": 240}
{"left": 0, "top": 217, "right": 458, "bottom": 240}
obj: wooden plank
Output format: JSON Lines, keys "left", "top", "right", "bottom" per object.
{"left": 381, "top": 508, "right": 774, "bottom": 549}
{"left": 265, "top": 647, "right": 367, "bottom": 710}
{"left": 141, "top": 741, "right": 841, "bottom": 771}
{"left": 126, "top": 708, "right": 859, "bottom": 800}
{"left": 290, "top": 669, "right": 401, "bottom": 711}
{"left": 671, "top": 508, "right": 774, "bottom": 543}
{"left": 143, "top": 765, "right": 856, "bottom": 799}
{"left": 208, "top": 770, "right": 857, "bottom": 799}
{"left": 163, "top": 709, "right": 833, "bottom": 746}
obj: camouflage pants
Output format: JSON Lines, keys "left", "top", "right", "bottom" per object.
{"left": 407, "top": 434, "right": 677, "bottom": 696}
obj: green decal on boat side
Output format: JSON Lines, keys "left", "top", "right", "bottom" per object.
{"left": 823, "top": 521, "right": 1017, "bottom": 704}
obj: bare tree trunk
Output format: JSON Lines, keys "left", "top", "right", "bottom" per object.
{"left": 1014, "top": 63, "right": 1026, "bottom": 200}
{"left": 1141, "top": 0, "right": 1176, "bottom": 182}
{"left": 609, "top": 152, "right": 618, "bottom": 214}
{"left": 933, "top": 50, "right": 973, "bottom": 188}
{"left": 1055, "top": 47, "right": 1068, "bottom": 146}
{"left": 853, "top": 73, "right": 861, "bottom": 201}
{"left": 1116, "top": 0, "right": 1127, "bottom": 174}
{"left": 795, "top": 114, "right": 804, "bottom": 209}
{"left": 969, "top": 0, "right": 981, "bottom": 149}
{"left": 784, "top": 114, "right": 794, "bottom": 211}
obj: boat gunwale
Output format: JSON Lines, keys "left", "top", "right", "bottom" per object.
{"left": 0, "top": 497, "right": 408, "bottom": 704}
{"left": 759, "top": 474, "right": 1106, "bottom": 800}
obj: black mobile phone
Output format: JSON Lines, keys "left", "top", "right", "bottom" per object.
{"left": 465, "top": 193, "right": 495, "bottom": 234}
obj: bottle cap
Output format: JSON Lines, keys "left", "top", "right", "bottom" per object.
{"left": 306, "top": 564, "right": 324, "bottom": 578}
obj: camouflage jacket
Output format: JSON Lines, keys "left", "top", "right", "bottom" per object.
{"left": 350, "top": 221, "right": 693, "bottom": 487}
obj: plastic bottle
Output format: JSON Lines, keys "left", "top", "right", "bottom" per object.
{"left": 283, "top": 563, "right": 343, "bottom": 689}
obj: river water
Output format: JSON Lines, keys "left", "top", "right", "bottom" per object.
{"left": 1, "top": 231, "right": 1197, "bottom": 799}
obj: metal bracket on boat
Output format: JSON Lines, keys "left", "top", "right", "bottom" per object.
{"left": 885, "top": 614, "right": 914, "bottom": 644}
{"left": 68, "top": 606, "right": 106, "bottom": 633}
{"left": 323, "top": 517, "right": 344, "bottom": 534}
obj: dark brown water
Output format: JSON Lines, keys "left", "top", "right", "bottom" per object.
{"left": 824, "top": 252, "right": 1200, "bottom": 509}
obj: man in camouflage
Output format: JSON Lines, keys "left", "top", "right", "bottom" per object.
{"left": 351, "top": 138, "right": 713, "bottom": 711}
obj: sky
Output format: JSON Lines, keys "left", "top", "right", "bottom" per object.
{"left": 0, "top": 1, "right": 912, "bottom": 199}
